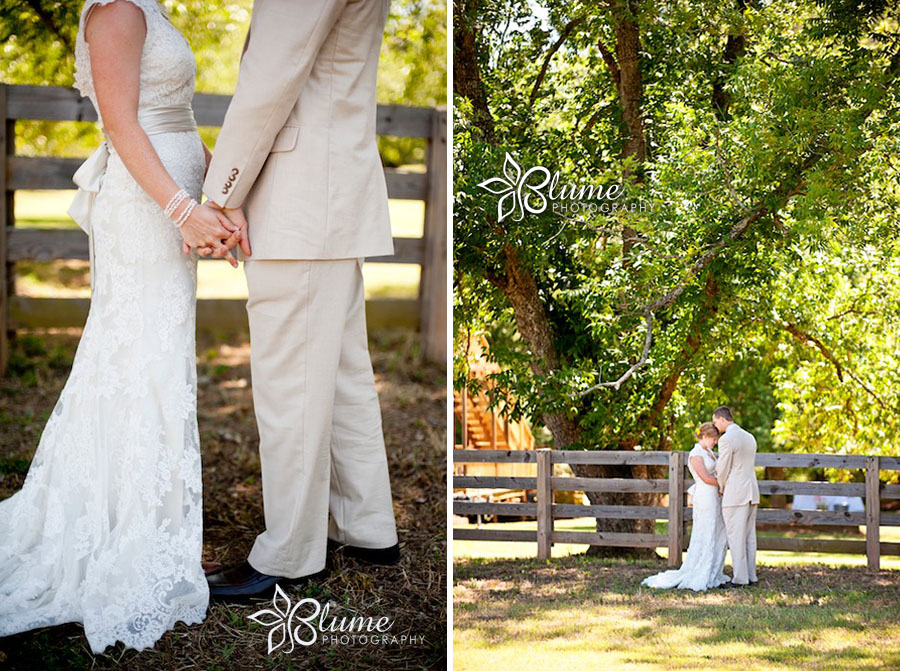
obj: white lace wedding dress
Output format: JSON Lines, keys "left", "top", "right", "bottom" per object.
{"left": 641, "top": 444, "right": 730, "bottom": 591}
{"left": 0, "top": 0, "right": 208, "bottom": 653}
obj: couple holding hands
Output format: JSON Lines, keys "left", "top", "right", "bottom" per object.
{"left": 0, "top": 0, "right": 399, "bottom": 655}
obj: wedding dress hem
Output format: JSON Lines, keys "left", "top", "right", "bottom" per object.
{"left": 0, "top": 0, "right": 209, "bottom": 654}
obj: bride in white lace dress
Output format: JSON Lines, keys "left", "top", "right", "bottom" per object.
{"left": 642, "top": 422, "right": 731, "bottom": 592}
{"left": 0, "top": 0, "right": 245, "bottom": 653}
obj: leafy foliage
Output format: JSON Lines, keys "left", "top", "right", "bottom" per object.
{"left": 0, "top": 0, "right": 446, "bottom": 164}
{"left": 454, "top": 0, "right": 900, "bottom": 461}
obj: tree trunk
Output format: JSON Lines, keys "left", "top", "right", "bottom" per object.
{"left": 570, "top": 462, "right": 662, "bottom": 558}
{"left": 609, "top": 0, "right": 646, "bottom": 262}
{"left": 452, "top": 0, "right": 496, "bottom": 144}
{"left": 501, "top": 243, "right": 662, "bottom": 557}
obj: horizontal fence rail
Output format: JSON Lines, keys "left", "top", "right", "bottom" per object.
{"left": 0, "top": 84, "right": 447, "bottom": 370}
{"left": 452, "top": 448, "right": 900, "bottom": 571}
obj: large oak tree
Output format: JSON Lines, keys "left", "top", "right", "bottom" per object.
{"left": 453, "top": 0, "right": 900, "bottom": 554}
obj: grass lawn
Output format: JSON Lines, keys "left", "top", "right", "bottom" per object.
{"left": 454, "top": 555, "right": 900, "bottom": 671}
{"left": 12, "top": 190, "right": 424, "bottom": 299}
{"left": 453, "top": 518, "right": 900, "bottom": 670}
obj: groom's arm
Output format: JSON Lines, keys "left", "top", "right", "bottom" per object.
{"left": 203, "top": 0, "right": 349, "bottom": 208}
{"left": 716, "top": 438, "right": 734, "bottom": 494}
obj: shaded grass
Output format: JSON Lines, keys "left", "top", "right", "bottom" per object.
{"left": 0, "top": 329, "right": 446, "bottom": 669}
{"left": 453, "top": 554, "right": 900, "bottom": 671}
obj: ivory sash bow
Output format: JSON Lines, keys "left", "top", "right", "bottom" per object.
{"left": 67, "top": 103, "right": 199, "bottom": 235}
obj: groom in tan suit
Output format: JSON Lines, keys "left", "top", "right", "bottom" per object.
{"left": 713, "top": 405, "right": 760, "bottom": 587}
{"left": 201, "top": 0, "right": 400, "bottom": 600}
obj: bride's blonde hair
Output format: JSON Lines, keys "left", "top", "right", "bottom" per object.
{"left": 696, "top": 422, "right": 719, "bottom": 440}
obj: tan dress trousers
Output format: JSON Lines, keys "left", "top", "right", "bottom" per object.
{"left": 721, "top": 502, "right": 758, "bottom": 585}
{"left": 243, "top": 257, "right": 399, "bottom": 578}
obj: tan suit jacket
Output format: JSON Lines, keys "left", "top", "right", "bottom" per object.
{"left": 716, "top": 423, "right": 761, "bottom": 507}
{"left": 203, "top": 0, "right": 395, "bottom": 260}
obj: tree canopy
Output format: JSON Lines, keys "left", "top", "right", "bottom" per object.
{"left": 1, "top": 0, "right": 446, "bottom": 164}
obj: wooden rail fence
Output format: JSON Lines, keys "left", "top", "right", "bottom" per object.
{"left": 453, "top": 448, "right": 900, "bottom": 571}
{"left": 0, "top": 84, "right": 447, "bottom": 371}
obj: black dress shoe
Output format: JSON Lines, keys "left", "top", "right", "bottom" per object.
{"left": 327, "top": 539, "right": 400, "bottom": 565}
{"left": 207, "top": 560, "right": 327, "bottom": 603}
{"left": 717, "top": 581, "right": 744, "bottom": 589}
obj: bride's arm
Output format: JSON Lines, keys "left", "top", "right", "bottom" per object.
{"left": 85, "top": 0, "right": 240, "bottom": 264}
{"left": 202, "top": 143, "right": 212, "bottom": 177}
{"left": 689, "top": 455, "right": 719, "bottom": 487}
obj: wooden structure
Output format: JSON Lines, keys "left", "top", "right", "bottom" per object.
{"left": 453, "top": 336, "right": 537, "bottom": 513}
{"left": 453, "top": 448, "right": 900, "bottom": 571}
{"left": 0, "top": 84, "right": 447, "bottom": 372}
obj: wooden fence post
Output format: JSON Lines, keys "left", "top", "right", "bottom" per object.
{"left": 536, "top": 448, "right": 553, "bottom": 560}
{"left": 0, "top": 84, "right": 10, "bottom": 374}
{"left": 865, "top": 455, "right": 881, "bottom": 571}
{"left": 668, "top": 451, "right": 685, "bottom": 568}
{"left": 418, "top": 108, "right": 446, "bottom": 364}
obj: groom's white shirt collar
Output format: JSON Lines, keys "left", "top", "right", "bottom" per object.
{"left": 725, "top": 422, "right": 738, "bottom": 433}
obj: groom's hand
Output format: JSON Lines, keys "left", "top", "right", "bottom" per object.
{"left": 207, "top": 202, "right": 252, "bottom": 257}
{"left": 222, "top": 206, "right": 252, "bottom": 257}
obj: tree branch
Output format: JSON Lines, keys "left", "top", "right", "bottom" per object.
{"left": 529, "top": 17, "right": 584, "bottom": 108}
{"left": 844, "top": 369, "right": 890, "bottom": 412}
{"left": 577, "top": 309, "right": 653, "bottom": 394}
{"left": 773, "top": 320, "right": 892, "bottom": 412}
{"left": 780, "top": 322, "right": 843, "bottom": 382}
{"left": 644, "top": 158, "right": 816, "bottom": 315}
{"left": 596, "top": 36, "right": 620, "bottom": 85}
{"left": 23, "top": 0, "right": 74, "bottom": 54}
{"left": 638, "top": 48, "right": 900, "bottom": 320}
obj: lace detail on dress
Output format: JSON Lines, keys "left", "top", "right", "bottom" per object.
{"left": 0, "top": 0, "right": 208, "bottom": 654}
{"left": 74, "top": 0, "right": 196, "bottom": 117}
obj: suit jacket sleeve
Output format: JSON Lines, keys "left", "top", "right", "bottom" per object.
{"left": 203, "top": 0, "right": 349, "bottom": 208}
{"left": 716, "top": 435, "right": 734, "bottom": 492}
{"left": 241, "top": 25, "right": 250, "bottom": 59}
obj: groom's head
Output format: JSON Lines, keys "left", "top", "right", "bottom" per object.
{"left": 712, "top": 405, "right": 734, "bottom": 432}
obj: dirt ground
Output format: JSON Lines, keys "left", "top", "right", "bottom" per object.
{"left": 0, "top": 327, "right": 447, "bottom": 670}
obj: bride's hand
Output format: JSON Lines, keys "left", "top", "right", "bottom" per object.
{"left": 178, "top": 202, "right": 240, "bottom": 268}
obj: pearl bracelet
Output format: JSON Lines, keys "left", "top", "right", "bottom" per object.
{"left": 164, "top": 188, "right": 189, "bottom": 218}
{"left": 174, "top": 198, "right": 197, "bottom": 228}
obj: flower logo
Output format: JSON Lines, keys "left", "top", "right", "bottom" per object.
{"left": 477, "top": 152, "right": 551, "bottom": 222}
{"left": 248, "top": 583, "right": 305, "bottom": 654}
{"left": 247, "top": 584, "right": 409, "bottom": 653}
